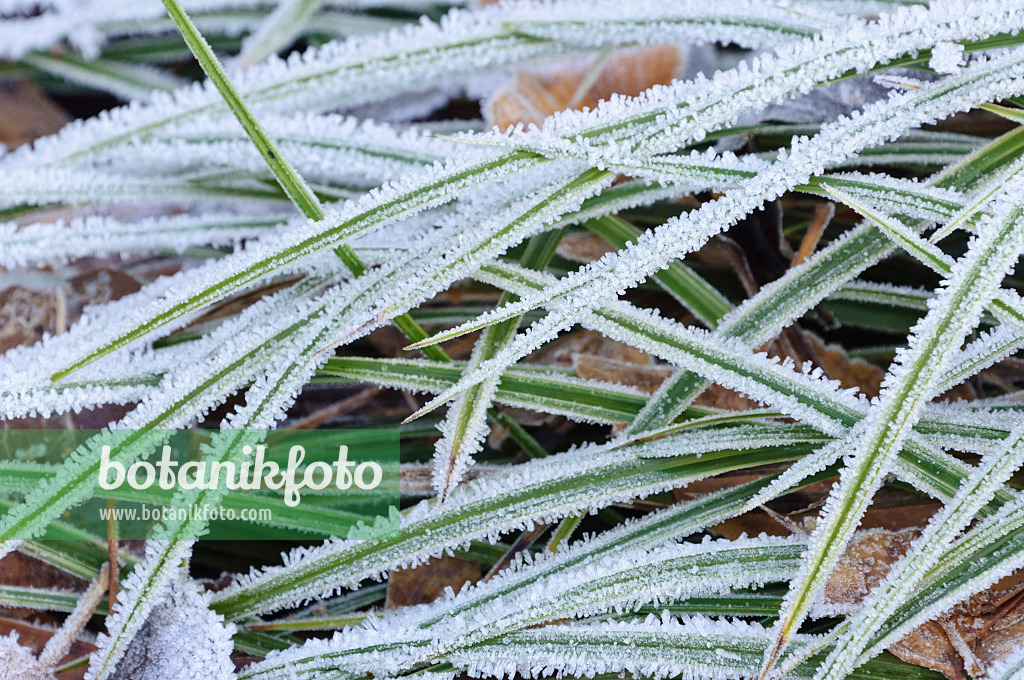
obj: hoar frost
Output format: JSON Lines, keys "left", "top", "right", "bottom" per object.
{"left": 931, "top": 41, "right": 966, "bottom": 74}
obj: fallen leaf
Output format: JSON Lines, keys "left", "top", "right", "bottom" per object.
{"left": 803, "top": 332, "right": 885, "bottom": 399}
{"left": 67, "top": 268, "right": 142, "bottom": 310}
{"left": 517, "top": 330, "right": 662, "bottom": 431}
{"left": 701, "top": 482, "right": 941, "bottom": 541}
{"left": 888, "top": 621, "right": 967, "bottom": 680}
{"left": 821, "top": 528, "right": 920, "bottom": 617}
{"left": 529, "top": 329, "right": 651, "bottom": 368}
{"left": 486, "top": 45, "right": 681, "bottom": 130}
{"left": 809, "top": 524, "right": 1024, "bottom": 680}
{"left": 913, "top": 571, "right": 1024, "bottom": 679}
{"left": 692, "top": 384, "right": 764, "bottom": 412}
{"left": 385, "top": 555, "right": 481, "bottom": 608}
{"left": 572, "top": 354, "right": 672, "bottom": 395}
{"left": 399, "top": 463, "right": 493, "bottom": 497}
{"left": 0, "top": 80, "right": 68, "bottom": 150}
{"left": 973, "top": 611, "right": 1024, "bottom": 674}
{"left": 0, "top": 286, "right": 59, "bottom": 354}
{"left": 0, "top": 552, "right": 86, "bottom": 611}
{"left": 556, "top": 232, "right": 616, "bottom": 264}
{"left": 565, "top": 332, "right": 761, "bottom": 413}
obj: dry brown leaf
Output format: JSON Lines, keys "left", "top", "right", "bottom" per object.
{"left": 572, "top": 354, "right": 672, "bottom": 395}
{"left": 538, "top": 330, "right": 763, "bottom": 408}
{"left": 974, "top": 614, "right": 1024, "bottom": 674}
{"left": 521, "top": 330, "right": 659, "bottom": 431}
{"left": 528, "top": 329, "right": 651, "bottom": 368}
{"left": 652, "top": 510, "right": 1023, "bottom": 680}
{"left": 571, "top": 352, "right": 762, "bottom": 413}
{"left": 938, "top": 380, "right": 978, "bottom": 404}
{"left": 0, "top": 554, "right": 89, "bottom": 668}
{"left": 802, "top": 332, "right": 885, "bottom": 399}
{"left": 797, "top": 330, "right": 978, "bottom": 404}
{"left": 0, "top": 265, "right": 144, "bottom": 428}
{"left": 780, "top": 329, "right": 976, "bottom": 404}
{"left": 706, "top": 510, "right": 794, "bottom": 540}
{"left": 0, "top": 81, "right": 68, "bottom": 150}
{"left": 399, "top": 463, "right": 491, "bottom": 497}
{"left": 0, "top": 552, "right": 85, "bottom": 600}
{"left": 691, "top": 384, "right": 764, "bottom": 412}
{"left": 67, "top": 268, "right": 143, "bottom": 310}
{"left": 889, "top": 621, "right": 968, "bottom": 680}
{"left": 385, "top": 555, "right": 481, "bottom": 608}
{"left": 556, "top": 232, "right": 616, "bottom": 264}
{"left": 705, "top": 483, "right": 941, "bottom": 541}
{"left": 0, "top": 287, "right": 59, "bottom": 354}
{"left": 486, "top": 45, "right": 681, "bottom": 130}
{"left": 806, "top": 526, "right": 1024, "bottom": 680}
{"left": 905, "top": 571, "right": 1024, "bottom": 679}
{"left": 0, "top": 266, "right": 144, "bottom": 354}
{"left": 192, "top": 275, "right": 303, "bottom": 326}
{"left": 671, "top": 466, "right": 801, "bottom": 539}
{"left": 674, "top": 486, "right": 993, "bottom": 680}
{"left": 822, "top": 528, "right": 919, "bottom": 617}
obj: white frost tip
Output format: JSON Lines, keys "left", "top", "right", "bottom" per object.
{"left": 930, "top": 41, "right": 965, "bottom": 74}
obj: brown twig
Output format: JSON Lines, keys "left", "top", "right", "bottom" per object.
{"left": 105, "top": 500, "right": 118, "bottom": 609}
{"left": 482, "top": 524, "right": 549, "bottom": 582}
{"left": 288, "top": 386, "right": 382, "bottom": 430}
{"left": 791, "top": 202, "right": 835, "bottom": 267}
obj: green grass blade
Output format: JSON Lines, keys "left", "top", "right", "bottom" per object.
{"left": 761, "top": 175, "right": 1024, "bottom": 676}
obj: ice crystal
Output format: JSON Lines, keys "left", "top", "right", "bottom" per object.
{"left": 5, "top": 2, "right": 1024, "bottom": 679}
{"left": 766, "top": 173, "right": 1024, "bottom": 675}
{"left": 409, "top": 43, "right": 1024, "bottom": 421}
{"left": 241, "top": 534, "right": 805, "bottom": 679}
{"left": 92, "top": 544, "right": 235, "bottom": 680}
{"left": 931, "top": 41, "right": 966, "bottom": 74}
{"left": 816, "top": 421, "right": 1024, "bottom": 679}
